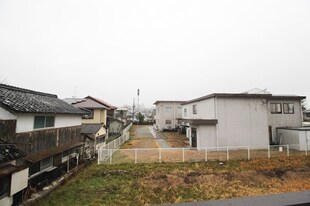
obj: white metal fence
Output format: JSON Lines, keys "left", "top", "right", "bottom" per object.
{"left": 98, "top": 144, "right": 309, "bottom": 165}
{"left": 97, "top": 122, "right": 132, "bottom": 164}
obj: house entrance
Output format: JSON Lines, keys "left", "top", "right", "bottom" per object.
{"left": 191, "top": 128, "right": 197, "bottom": 147}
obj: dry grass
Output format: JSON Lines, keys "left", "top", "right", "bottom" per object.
{"left": 161, "top": 131, "right": 189, "bottom": 147}
{"left": 35, "top": 156, "right": 310, "bottom": 206}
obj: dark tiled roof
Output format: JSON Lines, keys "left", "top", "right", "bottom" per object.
{"left": 81, "top": 123, "right": 103, "bottom": 134}
{"left": 0, "top": 140, "right": 25, "bottom": 163}
{"left": 0, "top": 84, "right": 86, "bottom": 114}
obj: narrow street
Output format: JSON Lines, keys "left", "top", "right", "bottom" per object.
{"left": 150, "top": 126, "right": 172, "bottom": 148}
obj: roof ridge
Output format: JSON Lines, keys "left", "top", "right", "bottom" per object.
{"left": 86, "top": 96, "right": 116, "bottom": 109}
{"left": 0, "top": 83, "right": 57, "bottom": 98}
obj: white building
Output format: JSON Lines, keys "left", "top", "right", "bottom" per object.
{"left": 181, "top": 92, "right": 305, "bottom": 149}
{"left": 154, "top": 101, "right": 186, "bottom": 131}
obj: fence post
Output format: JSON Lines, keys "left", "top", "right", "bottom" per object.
{"left": 306, "top": 146, "right": 308, "bottom": 156}
{"left": 109, "top": 149, "right": 112, "bottom": 164}
{"left": 287, "top": 145, "right": 289, "bottom": 157}
{"left": 248, "top": 147, "right": 250, "bottom": 160}
{"left": 114, "top": 140, "right": 116, "bottom": 149}
{"left": 135, "top": 149, "right": 137, "bottom": 164}
{"left": 182, "top": 148, "right": 185, "bottom": 162}
{"left": 268, "top": 145, "right": 270, "bottom": 158}
{"left": 226, "top": 147, "right": 229, "bottom": 161}
{"left": 98, "top": 149, "right": 100, "bottom": 165}
{"left": 205, "top": 147, "right": 208, "bottom": 162}
{"left": 159, "top": 148, "right": 162, "bottom": 163}
{"left": 108, "top": 144, "right": 109, "bottom": 150}
{"left": 118, "top": 137, "right": 121, "bottom": 148}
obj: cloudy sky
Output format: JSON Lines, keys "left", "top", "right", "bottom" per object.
{"left": 0, "top": 0, "right": 309, "bottom": 108}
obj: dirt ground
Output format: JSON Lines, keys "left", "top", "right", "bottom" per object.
{"left": 121, "top": 125, "right": 159, "bottom": 149}
{"left": 161, "top": 131, "right": 189, "bottom": 147}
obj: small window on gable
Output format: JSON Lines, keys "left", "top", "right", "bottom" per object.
{"left": 283, "top": 103, "right": 294, "bottom": 114}
{"left": 34, "top": 116, "right": 55, "bottom": 129}
{"left": 193, "top": 104, "right": 197, "bottom": 114}
{"left": 270, "top": 103, "right": 282, "bottom": 114}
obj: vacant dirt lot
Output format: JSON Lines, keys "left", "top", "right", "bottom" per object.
{"left": 121, "top": 125, "right": 159, "bottom": 149}
{"left": 35, "top": 156, "right": 310, "bottom": 206}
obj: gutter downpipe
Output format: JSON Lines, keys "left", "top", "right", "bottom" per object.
{"left": 215, "top": 97, "right": 219, "bottom": 149}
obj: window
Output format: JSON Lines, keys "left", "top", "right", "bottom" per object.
{"left": 82, "top": 109, "right": 94, "bottom": 119}
{"left": 193, "top": 104, "right": 197, "bottom": 114}
{"left": 165, "top": 107, "right": 172, "bottom": 113}
{"left": 29, "top": 156, "right": 53, "bottom": 176}
{"left": 177, "top": 107, "right": 182, "bottom": 114}
{"left": 34, "top": 116, "right": 55, "bottom": 129}
{"left": 306, "top": 113, "right": 310, "bottom": 118}
{"left": 270, "top": 103, "right": 282, "bottom": 114}
{"left": 184, "top": 108, "right": 187, "bottom": 117}
{"left": 165, "top": 120, "right": 172, "bottom": 124}
{"left": 283, "top": 103, "right": 294, "bottom": 114}
{"left": 0, "top": 175, "right": 9, "bottom": 199}
{"left": 40, "top": 156, "right": 53, "bottom": 171}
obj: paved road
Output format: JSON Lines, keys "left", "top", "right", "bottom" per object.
{"left": 161, "top": 190, "right": 310, "bottom": 206}
{"left": 150, "top": 127, "right": 171, "bottom": 148}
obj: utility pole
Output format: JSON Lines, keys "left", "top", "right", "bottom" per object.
{"left": 132, "top": 98, "right": 135, "bottom": 122}
{"left": 137, "top": 89, "right": 140, "bottom": 114}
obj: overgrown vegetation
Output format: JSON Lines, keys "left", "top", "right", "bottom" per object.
{"left": 34, "top": 156, "right": 310, "bottom": 206}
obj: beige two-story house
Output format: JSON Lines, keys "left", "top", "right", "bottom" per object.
{"left": 154, "top": 101, "right": 186, "bottom": 131}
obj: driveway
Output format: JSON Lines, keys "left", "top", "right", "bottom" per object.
{"left": 150, "top": 127, "right": 172, "bottom": 148}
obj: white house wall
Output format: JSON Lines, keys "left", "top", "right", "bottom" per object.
{"left": 16, "top": 113, "right": 81, "bottom": 133}
{"left": 0, "top": 106, "right": 17, "bottom": 120}
{"left": 278, "top": 128, "right": 310, "bottom": 151}
{"left": 55, "top": 115, "right": 81, "bottom": 128}
{"left": 10, "top": 168, "right": 29, "bottom": 195}
{"left": 196, "top": 125, "right": 217, "bottom": 149}
{"left": 216, "top": 98, "right": 269, "bottom": 148}
{"left": 267, "top": 100, "right": 303, "bottom": 141}
{"left": 0, "top": 197, "right": 12, "bottom": 206}
{"left": 185, "top": 98, "right": 215, "bottom": 119}
{"left": 155, "top": 102, "right": 183, "bottom": 131}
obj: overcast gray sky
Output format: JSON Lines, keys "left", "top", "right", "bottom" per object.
{"left": 0, "top": 0, "right": 309, "bottom": 108}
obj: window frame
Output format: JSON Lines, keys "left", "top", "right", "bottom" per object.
{"left": 270, "top": 103, "right": 282, "bottom": 114}
{"left": 34, "top": 116, "right": 55, "bottom": 129}
{"left": 165, "top": 119, "right": 172, "bottom": 124}
{"left": 165, "top": 107, "right": 172, "bottom": 114}
{"left": 283, "top": 103, "right": 294, "bottom": 114}
{"left": 82, "top": 109, "right": 94, "bottom": 119}
{"left": 193, "top": 104, "right": 197, "bottom": 114}
{"left": 183, "top": 108, "right": 187, "bottom": 117}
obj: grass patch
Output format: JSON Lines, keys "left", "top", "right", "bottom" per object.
{"left": 34, "top": 156, "right": 310, "bottom": 206}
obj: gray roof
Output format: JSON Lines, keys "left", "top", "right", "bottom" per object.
{"left": 183, "top": 93, "right": 306, "bottom": 105}
{"left": 0, "top": 84, "right": 86, "bottom": 114}
{"left": 72, "top": 98, "right": 109, "bottom": 109}
{"left": 81, "top": 123, "right": 103, "bottom": 134}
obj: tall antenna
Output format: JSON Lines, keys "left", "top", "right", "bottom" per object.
{"left": 137, "top": 89, "right": 140, "bottom": 114}
{"left": 132, "top": 98, "right": 135, "bottom": 121}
